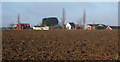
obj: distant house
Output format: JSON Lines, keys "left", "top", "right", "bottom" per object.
{"left": 86, "top": 25, "right": 92, "bottom": 30}
{"left": 14, "top": 23, "right": 30, "bottom": 30}
{"left": 5, "top": 27, "right": 13, "bottom": 30}
{"left": 106, "top": 26, "right": 112, "bottom": 30}
{"left": 86, "top": 24, "right": 107, "bottom": 30}
{"left": 66, "top": 22, "right": 75, "bottom": 30}
{"left": 107, "top": 26, "right": 120, "bottom": 30}
{"left": 33, "top": 26, "right": 49, "bottom": 30}
{"left": 75, "top": 24, "right": 83, "bottom": 29}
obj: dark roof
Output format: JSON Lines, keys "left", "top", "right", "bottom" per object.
{"left": 75, "top": 24, "right": 83, "bottom": 27}
{"left": 69, "top": 22, "right": 75, "bottom": 28}
{"left": 110, "top": 26, "right": 120, "bottom": 29}
{"left": 87, "top": 24, "right": 106, "bottom": 26}
{"left": 34, "top": 26, "right": 45, "bottom": 27}
{"left": 15, "top": 23, "right": 30, "bottom": 25}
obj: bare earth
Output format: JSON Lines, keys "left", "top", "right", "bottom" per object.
{"left": 2, "top": 30, "right": 119, "bottom": 61}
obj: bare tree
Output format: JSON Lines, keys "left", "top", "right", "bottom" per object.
{"left": 61, "top": 8, "right": 65, "bottom": 29}
{"left": 37, "top": 22, "right": 42, "bottom": 26}
{"left": 77, "top": 17, "right": 82, "bottom": 25}
{"left": 17, "top": 13, "right": 21, "bottom": 30}
{"left": 82, "top": 10, "right": 86, "bottom": 29}
{"left": 58, "top": 19, "right": 62, "bottom": 26}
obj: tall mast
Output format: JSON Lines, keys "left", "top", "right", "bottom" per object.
{"left": 18, "top": 13, "right": 21, "bottom": 30}
{"left": 18, "top": 13, "right": 20, "bottom": 24}
{"left": 61, "top": 8, "right": 65, "bottom": 29}
{"left": 82, "top": 9, "right": 86, "bottom": 29}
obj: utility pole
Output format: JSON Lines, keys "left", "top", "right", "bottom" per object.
{"left": 18, "top": 13, "right": 20, "bottom": 24}
{"left": 61, "top": 8, "right": 65, "bottom": 29}
{"left": 82, "top": 10, "right": 86, "bottom": 29}
{"left": 18, "top": 13, "right": 21, "bottom": 30}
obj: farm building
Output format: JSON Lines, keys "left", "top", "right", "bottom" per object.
{"left": 14, "top": 23, "right": 30, "bottom": 30}
{"left": 86, "top": 25, "right": 92, "bottom": 30}
{"left": 106, "top": 26, "right": 112, "bottom": 30}
{"left": 86, "top": 24, "right": 107, "bottom": 30}
{"left": 109, "top": 26, "right": 120, "bottom": 29}
{"left": 5, "top": 27, "right": 13, "bottom": 30}
{"left": 33, "top": 26, "right": 49, "bottom": 30}
{"left": 106, "top": 26, "right": 120, "bottom": 30}
{"left": 66, "top": 22, "right": 75, "bottom": 30}
{"left": 75, "top": 24, "right": 84, "bottom": 29}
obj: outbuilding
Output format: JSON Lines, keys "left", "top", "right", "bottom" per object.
{"left": 66, "top": 22, "right": 75, "bottom": 30}
{"left": 33, "top": 26, "right": 49, "bottom": 30}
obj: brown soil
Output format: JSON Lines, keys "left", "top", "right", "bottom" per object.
{"left": 2, "top": 30, "right": 119, "bottom": 61}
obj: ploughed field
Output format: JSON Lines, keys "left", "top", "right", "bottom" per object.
{"left": 2, "top": 30, "right": 119, "bottom": 60}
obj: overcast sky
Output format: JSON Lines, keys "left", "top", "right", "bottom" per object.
{"left": 2, "top": 2, "right": 118, "bottom": 27}
{"left": 1, "top": 0, "right": 119, "bottom": 2}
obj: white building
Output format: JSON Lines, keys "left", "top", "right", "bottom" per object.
{"left": 33, "top": 26, "right": 49, "bottom": 30}
{"left": 66, "top": 22, "right": 75, "bottom": 30}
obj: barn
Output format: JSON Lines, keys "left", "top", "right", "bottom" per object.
{"left": 106, "top": 26, "right": 120, "bottom": 30}
{"left": 75, "top": 24, "right": 83, "bottom": 29}
{"left": 66, "top": 22, "right": 75, "bottom": 30}
{"left": 33, "top": 26, "right": 49, "bottom": 30}
{"left": 86, "top": 24, "right": 107, "bottom": 30}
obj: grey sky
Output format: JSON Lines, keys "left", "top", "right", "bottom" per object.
{"left": 2, "top": 2, "right": 118, "bottom": 27}
{"left": 1, "top": 0, "right": 119, "bottom": 2}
